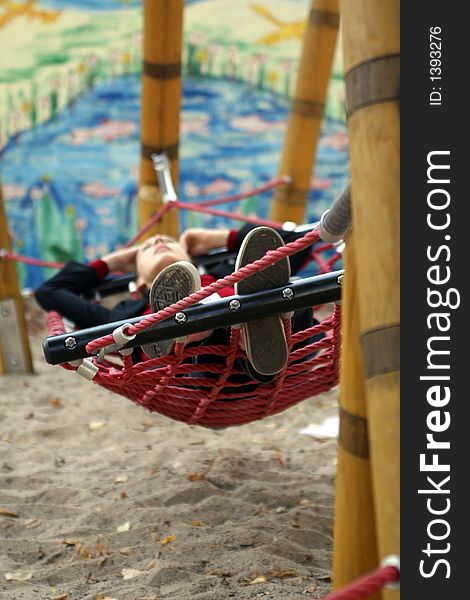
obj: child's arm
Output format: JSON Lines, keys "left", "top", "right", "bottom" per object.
{"left": 179, "top": 228, "right": 230, "bottom": 257}
{"left": 35, "top": 246, "right": 141, "bottom": 329}
{"left": 35, "top": 261, "right": 114, "bottom": 328}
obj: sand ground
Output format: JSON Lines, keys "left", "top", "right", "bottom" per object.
{"left": 0, "top": 299, "right": 339, "bottom": 600}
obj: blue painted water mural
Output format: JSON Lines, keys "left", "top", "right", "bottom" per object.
{"left": 1, "top": 75, "right": 349, "bottom": 289}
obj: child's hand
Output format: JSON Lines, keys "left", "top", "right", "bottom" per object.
{"left": 179, "top": 228, "right": 229, "bottom": 257}
{"left": 102, "top": 246, "right": 139, "bottom": 273}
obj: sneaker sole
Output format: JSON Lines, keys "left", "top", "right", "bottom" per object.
{"left": 234, "top": 227, "right": 290, "bottom": 376}
{"left": 141, "top": 261, "right": 201, "bottom": 359}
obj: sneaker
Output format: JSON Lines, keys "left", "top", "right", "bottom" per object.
{"left": 141, "top": 261, "right": 201, "bottom": 359}
{"left": 234, "top": 227, "right": 291, "bottom": 377}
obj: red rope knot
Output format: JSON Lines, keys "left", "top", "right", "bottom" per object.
{"left": 117, "top": 353, "right": 134, "bottom": 381}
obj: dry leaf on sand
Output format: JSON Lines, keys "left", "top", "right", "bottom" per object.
{"left": 121, "top": 568, "right": 144, "bottom": 580}
{"left": 115, "top": 474, "right": 128, "bottom": 484}
{"left": 0, "top": 507, "right": 18, "bottom": 518}
{"left": 47, "top": 397, "right": 62, "bottom": 407}
{"left": 4, "top": 571, "right": 33, "bottom": 581}
{"left": 160, "top": 534, "right": 175, "bottom": 545}
{"left": 187, "top": 458, "right": 215, "bottom": 481}
{"left": 24, "top": 517, "right": 41, "bottom": 528}
{"left": 249, "top": 575, "right": 268, "bottom": 584}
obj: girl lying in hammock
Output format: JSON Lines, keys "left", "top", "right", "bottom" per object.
{"left": 35, "top": 225, "right": 316, "bottom": 379}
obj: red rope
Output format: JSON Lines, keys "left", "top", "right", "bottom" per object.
{"left": 45, "top": 311, "right": 67, "bottom": 336}
{"left": 196, "top": 175, "right": 290, "bottom": 207}
{"left": 123, "top": 176, "right": 288, "bottom": 246}
{"left": 123, "top": 201, "right": 173, "bottom": 247}
{"left": 321, "top": 565, "right": 399, "bottom": 600}
{"left": 174, "top": 198, "right": 284, "bottom": 228}
{"left": 1, "top": 250, "right": 65, "bottom": 269}
{"left": 124, "top": 199, "right": 283, "bottom": 247}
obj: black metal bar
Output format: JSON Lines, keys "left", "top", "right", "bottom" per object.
{"left": 84, "top": 273, "right": 136, "bottom": 299}
{"left": 43, "top": 270, "right": 343, "bottom": 365}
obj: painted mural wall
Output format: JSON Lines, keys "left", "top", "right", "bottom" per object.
{"left": 0, "top": 0, "right": 349, "bottom": 288}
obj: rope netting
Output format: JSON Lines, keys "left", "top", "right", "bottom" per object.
{"left": 46, "top": 229, "right": 342, "bottom": 429}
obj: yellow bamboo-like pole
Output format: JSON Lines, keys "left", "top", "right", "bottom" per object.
{"left": 340, "top": 1, "right": 400, "bottom": 597}
{"left": 138, "top": 0, "right": 184, "bottom": 239}
{"left": 270, "top": 0, "right": 340, "bottom": 225}
{"left": 333, "top": 233, "right": 380, "bottom": 599}
{"left": 0, "top": 183, "right": 34, "bottom": 374}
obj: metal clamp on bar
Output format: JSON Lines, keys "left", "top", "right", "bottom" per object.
{"left": 113, "top": 323, "right": 136, "bottom": 356}
{"left": 76, "top": 358, "right": 99, "bottom": 381}
{"left": 151, "top": 153, "right": 177, "bottom": 202}
{"left": 96, "top": 324, "right": 136, "bottom": 361}
{"left": 113, "top": 323, "right": 136, "bottom": 346}
{"left": 318, "top": 183, "right": 352, "bottom": 242}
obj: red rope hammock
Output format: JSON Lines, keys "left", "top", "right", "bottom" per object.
{"left": 46, "top": 229, "right": 342, "bottom": 429}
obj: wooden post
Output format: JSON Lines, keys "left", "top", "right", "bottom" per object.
{"left": 138, "top": 0, "right": 184, "bottom": 239}
{"left": 0, "top": 183, "right": 34, "bottom": 374}
{"left": 270, "top": 0, "right": 340, "bottom": 225}
{"left": 332, "top": 233, "right": 380, "bottom": 598}
{"left": 340, "top": 1, "right": 400, "bottom": 597}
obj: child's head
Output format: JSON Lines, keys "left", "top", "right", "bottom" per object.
{"left": 136, "top": 234, "right": 190, "bottom": 290}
